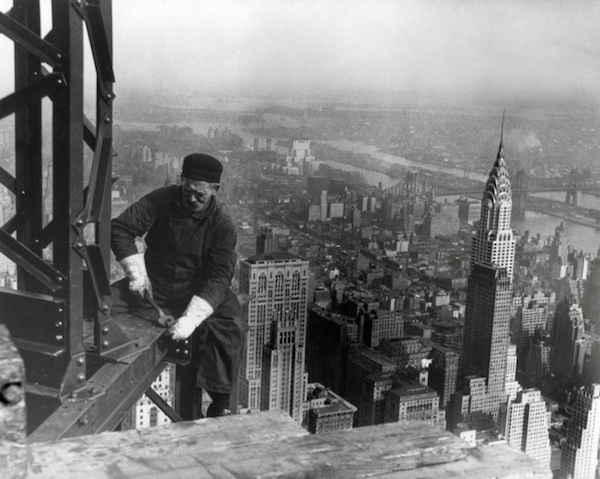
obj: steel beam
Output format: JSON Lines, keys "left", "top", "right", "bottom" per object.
{"left": 145, "top": 387, "right": 184, "bottom": 423}
{"left": 0, "top": 72, "right": 65, "bottom": 120}
{"left": 0, "top": 166, "right": 16, "bottom": 193}
{"left": 0, "top": 230, "right": 65, "bottom": 292}
{"left": 0, "top": 10, "right": 63, "bottom": 67}
{"left": 28, "top": 314, "right": 171, "bottom": 441}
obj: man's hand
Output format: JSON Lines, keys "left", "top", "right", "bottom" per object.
{"left": 119, "top": 253, "right": 152, "bottom": 300}
{"left": 169, "top": 296, "right": 214, "bottom": 340}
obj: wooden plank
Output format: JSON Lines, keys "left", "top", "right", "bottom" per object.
{"left": 27, "top": 412, "right": 465, "bottom": 478}
{"left": 26, "top": 411, "right": 551, "bottom": 478}
{"left": 27, "top": 410, "right": 307, "bottom": 478}
{"left": 376, "top": 443, "right": 553, "bottom": 479}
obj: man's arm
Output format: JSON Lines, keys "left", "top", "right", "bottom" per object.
{"left": 111, "top": 195, "right": 157, "bottom": 261}
{"left": 111, "top": 194, "right": 158, "bottom": 298}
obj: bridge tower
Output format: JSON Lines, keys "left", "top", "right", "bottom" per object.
{"left": 565, "top": 168, "right": 580, "bottom": 206}
{"left": 512, "top": 169, "right": 529, "bottom": 221}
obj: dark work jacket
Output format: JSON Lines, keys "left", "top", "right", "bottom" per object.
{"left": 111, "top": 185, "right": 238, "bottom": 314}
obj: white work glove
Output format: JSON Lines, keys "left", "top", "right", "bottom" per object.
{"left": 119, "top": 253, "right": 152, "bottom": 300}
{"left": 169, "top": 295, "right": 214, "bottom": 340}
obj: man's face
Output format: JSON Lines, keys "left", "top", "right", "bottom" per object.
{"left": 181, "top": 177, "right": 219, "bottom": 212}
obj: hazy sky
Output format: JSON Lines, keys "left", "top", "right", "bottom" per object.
{"left": 1, "top": 0, "right": 599, "bottom": 101}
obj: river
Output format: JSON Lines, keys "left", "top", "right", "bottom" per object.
{"left": 324, "top": 139, "right": 488, "bottom": 183}
{"left": 325, "top": 160, "right": 600, "bottom": 255}
{"left": 118, "top": 122, "right": 600, "bottom": 255}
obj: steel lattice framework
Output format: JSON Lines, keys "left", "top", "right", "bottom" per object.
{"left": 0, "top": 0, "right": 183, "bottom": 440}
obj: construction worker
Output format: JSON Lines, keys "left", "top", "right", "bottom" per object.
{"left": 111, "top": 153, "right": 245, "bottom": 418}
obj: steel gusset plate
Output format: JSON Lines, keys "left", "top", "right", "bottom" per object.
{"left": 73, "top": 0, "right": 115, "bottom": 100}
{"left": 162, "top": 336, "right": 192, "bottom": 366}
{"left": 77, "top": 114, "right": 112, "bottom": 224}
{"left": 0, "top": 11, "right": 64, "bottom": 67}
{"left": 0, "top": 229, "right": 65, "bottom": 292}
{"left": 0, "top": 72, "right": 65, "bottom": 120}
{"left": 72, "top": 115, "right": 113, "bottom": 315}
{"left": 74, "top": 243, "right": 111, "bottom": 309}
{"left": 0, "top": 288, "right": 69, "bottom": 388}
{"left": 83, "top": 115, "right": 118, "bottom": 157}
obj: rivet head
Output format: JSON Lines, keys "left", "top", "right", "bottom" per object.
{"left": 101, "top": 304, "right": 109, "bottom": 312}
{"left": 55, "top": 321, "right": 63, "bottom": 328}
{"left": 75, "top": 219, "right": 83, "bottom": 226}
{"left": 175, "top": 349, "right": 180, "bottom": 354}
{"left": 55, "top": 335, "right": 63, "bottom": 341}
{"left": 104, "top": 117, "right": 111, "bottom": 124}
{"left": 77, "top": 358, "right": 85, "bottom": 366}
{"left": 76, "top": 373, "right": 85, "bottom": 382}
{"left": 102, "top": 340, "right": 109, "bottom": 348}
{"left": 0, "top": 384, "right": 24, "bottom": 405}
{"left": 102, "top": 327, "right": 109, "bottom": 335}
{"left": 183, "top": 350, "right": 189, "bottom": 356}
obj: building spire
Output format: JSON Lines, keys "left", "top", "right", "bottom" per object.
{"left": 497, "top": 109, "right": 505, "bottom": 163}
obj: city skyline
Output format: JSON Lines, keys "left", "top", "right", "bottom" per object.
{"left": 1, "top": 2, "right": 600, "bottom": 475}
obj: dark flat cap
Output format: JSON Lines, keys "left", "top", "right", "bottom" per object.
{"left": 182, "top": 153, "right": 223, "bottom": 183}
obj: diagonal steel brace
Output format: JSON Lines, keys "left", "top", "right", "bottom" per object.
{"left": 0, "top": 166, "right": 16, "bottom": 194}
{"left": 73, "top": 0, "right": 115, "bottom": 101}
{"left": 76, "top": 114, "right": 112, "bottom": 224}
{"left": 0, "top": 11, "right": 64, "bottom": 67}
{"left": 0, "top": 229, "right": 66, "bottom": 292}
{"left": 0, "top": 72, "right": 65, "bottom": 120}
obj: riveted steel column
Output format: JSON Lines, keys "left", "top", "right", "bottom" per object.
{"left": 48, "top": 0, "right": 86, "bottom": 397}
{"left": 13, "top": 0, "right": 43, "bottom": 290}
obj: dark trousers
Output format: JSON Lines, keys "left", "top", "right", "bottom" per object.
{"left": 111, "top": 279, "right": 246, "bottom": 419}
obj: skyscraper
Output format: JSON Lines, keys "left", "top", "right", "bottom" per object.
{"left": 498, "top": 388, "right": 551, "bottom": 468}
{"left": 451, "top": 115, "right": 515, "bottom": 430}
{"left": 514, "top": 298, "right": 548, "bottom": 365}
{"left": 525, "top": 328, "right": 552, "bottom": 386}
{"left": 552, "top": 299, "right": 586, "bottom": 381}
{"left": 238, "top": 252, "right": 309, "bottom": 420}
{"left": 428, "top": 344, "right": 459, "bottom": 408}
{"left": 461, "top": 264, "right": 512, "bottom": 395}
{"left": 306, "top": 308, "right": 358, "bottom": 397}
{"left": 582, "top": 258, "right": 600, "bottom": 333}
{"left": 560, "top": 384, "right": 600, "bottom": 479}
{"left": 470, "top": 123, "right": 515, "bottom": 280}
{"left": 261, "top": 307, "right": 309, "bottom": 422}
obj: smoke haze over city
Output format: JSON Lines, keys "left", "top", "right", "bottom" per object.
{"left": 1, "top": 0, "right": 599, "bottom": 102}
